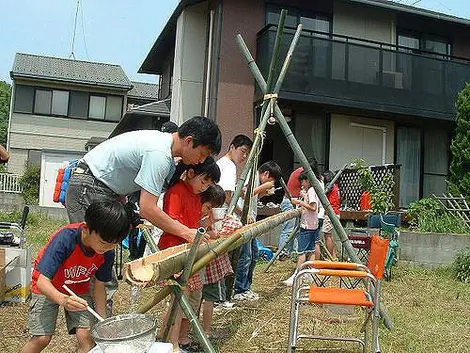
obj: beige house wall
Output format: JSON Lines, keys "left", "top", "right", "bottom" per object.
{"left": 7, "top": 148, "right": 28, "bottom": 175}
{"left": 333, "top": 1, "right": 396, "bottom": 44}
{"left": 8, "top": 113, "right": 116, "bottom": 174}
{"left": 171, "top": 1, "right": 209, "bottom": 125}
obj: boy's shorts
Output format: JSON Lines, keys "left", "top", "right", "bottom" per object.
{"left": 28, "top": 293, "right": 94, "bottom": 335}
{"left": 297, "top": 228, "right": 320, "bottom": 254}
{"left": 179, "top": 288, "right": 202, "bottom": 319}
{"left": 322, "top": 215, "right": 340, "bottom": 234}
{"left": 202, "top": 280, "right": 226, "bottom": 302}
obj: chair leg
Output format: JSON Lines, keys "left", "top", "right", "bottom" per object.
{"left": 372, "top": 305, "right": 381, "bottom": 353}
{"left": 287, "top": 276, "right": 301, "bottom": 352}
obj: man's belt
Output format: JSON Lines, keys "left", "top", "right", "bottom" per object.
{"left": 74, "top": 161, "right": 92, "bottom": 175}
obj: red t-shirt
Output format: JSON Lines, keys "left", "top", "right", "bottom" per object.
{"left": 158, "top": 180, "right": 202, "bottom": 250}
{"left": 31, "top": 223, "right": 114, "bottom": 295}
{"left": 287, "top": 167, "right": 303, "bottom": 198}
{"left": 328, "top": 184, "right": 341, "bottom": 215}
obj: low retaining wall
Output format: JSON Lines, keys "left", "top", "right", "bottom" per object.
{"left": 399, "top": 231, "right": 470, "bottom": 268}
{"left": 257, "top": 224, "right": 470, "bottom": 268}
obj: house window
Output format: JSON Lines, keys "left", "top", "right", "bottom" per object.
{"left": 423, "top": 128, "right": 449, "bottom": 197}
{"left": 397, "top": 30, "right": 451, "bottom": 57}
{"left": 266, "top": 5, "right": 332, "bottom": 33}
{"left": 396, "top": 127, "right": 421, "bottom": 207}
{"left": 14, "top": 85, "right": 34, "bottom": 113}
{"left": 105, "top": 95, "right": 122, "bottom": 122}
{"left": 34, "top": 89, "right": 69, "bottom": 116}
{"left": 34, "top": 89, "right": 52, "bottom": 115}
{"left": 69, "top": 91, "right": 89, "bottom": 118}
{"left": 51, "top": 90, "right": 69, "bottom": 116}
{"left": 89, "top": 95, "right": 122, "bottom": 121}
{"left": 89, "top": 95, "right": 106, "bottom": 119}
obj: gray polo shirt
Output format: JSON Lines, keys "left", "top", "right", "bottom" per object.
{"left": 84, "top": 130, "right": 175, "bottom": 196}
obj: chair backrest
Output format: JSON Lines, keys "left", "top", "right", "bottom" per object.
{"left": 367, "top": 235, "right": 390, "bottom": 279}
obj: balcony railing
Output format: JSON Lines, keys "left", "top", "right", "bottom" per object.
{"left": 0, "top": 173, "right": 23, "bottom": 194}
{"left": 257, "top": 25, "right": 470, "bottom": 120}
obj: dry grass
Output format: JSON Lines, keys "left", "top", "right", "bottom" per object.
{"left": 2, "top": 260, "right": 469, "bottom": 353}
{"left": 1, "top": 213, "right": 469, "bottom": 352}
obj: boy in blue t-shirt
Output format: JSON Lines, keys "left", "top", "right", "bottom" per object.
{"left": 21, "top": 198, "right": 132, "bottom": 353}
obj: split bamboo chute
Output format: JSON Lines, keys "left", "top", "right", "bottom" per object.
{"left": 126, "top": 209, "right": 301, "bottom": 288}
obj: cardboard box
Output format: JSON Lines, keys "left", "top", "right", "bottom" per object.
{"left": 1, "top": 246, "right": 32, "bottom": 303}
{"left": 0, "top": 248, "right": 5, "bottom": 302}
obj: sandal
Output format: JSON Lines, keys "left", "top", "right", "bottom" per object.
{"left": 179, "top": 342, "right": 202, "bottom": 352}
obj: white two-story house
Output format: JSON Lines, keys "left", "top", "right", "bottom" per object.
{"left": 8, "top": 53, "right": 158, "bottom": 207}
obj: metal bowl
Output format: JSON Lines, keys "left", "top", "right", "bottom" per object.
{"left": 91, "top": 313, "right": 156, "bottom": 353}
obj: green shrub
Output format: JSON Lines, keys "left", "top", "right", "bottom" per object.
{"left": 352, "top": 159, "right": 395, "bottom": 214}
{"left": 449, "top": 83, "right": 470, "bottom": 198}
{"left": 19, "top": 165, "right": 41, "bottom": 205}
{"left": 453, "top": 249, "right": 470, "bottom": 283}
{"left": 406, "top": 197, "right": 468, "bottom": 234}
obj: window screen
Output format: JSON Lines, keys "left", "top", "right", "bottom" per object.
{"left": 69, "top": 91, "right": 89, "bottom": 118}
{"left": 89, "top": 96, "right": 106, "bottom": 119}
{"left": 105, "top": 96, "right": 122, "bottom": 122}
{"left": 34, "top": 90, "right": 52, "bottom": 115}
{"left": 51, "top": 90, "right": 69, "bottom": 116}
{"left": 14, "top": 85, "right": 34, "bottom": 113}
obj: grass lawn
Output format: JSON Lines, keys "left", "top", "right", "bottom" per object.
{"left": 0, "top": 212, "right": 469, "bottom": 352}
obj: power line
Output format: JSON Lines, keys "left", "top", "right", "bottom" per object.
{"left": 79, "top": 1, "right": 90, "bottom": 60}
{"left": 69, "top": 0, "right": 80, "bottom": 59}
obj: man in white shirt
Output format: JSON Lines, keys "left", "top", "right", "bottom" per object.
{"left": 216, "top": 135, "right": 253, "bottom": 305}
{"left": 217, "top": 134, "right": 253, "bottom": 206}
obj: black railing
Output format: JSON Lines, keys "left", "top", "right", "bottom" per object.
{"left": 257, "top": 25, "right": 470, "bottom": 120}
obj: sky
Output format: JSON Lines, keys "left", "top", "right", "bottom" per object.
{"left": 0, "top": 0, "right": 468, "bottom": 84}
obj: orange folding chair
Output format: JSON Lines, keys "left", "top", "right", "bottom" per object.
{"left": 287, "top": 235, "right": 389, "bottom": 353}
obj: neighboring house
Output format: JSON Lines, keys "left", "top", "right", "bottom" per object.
{"left": 138, "top": 0, "right": 470, "bottom": 207}
{"left": 110, "top": 98, "right": 171, "bottom": 138}
{"left": 127, "top": 81, "right": 159, "bottom": 109}
{"left": 7, "top": 53, "right": 154, "bottom": 207}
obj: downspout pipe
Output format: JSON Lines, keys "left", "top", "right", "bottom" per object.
{"left": 209, "top": 0, "right": 223, "bottom": 121}
{"left": 203, "top": 10, "right": 215, "bottom": 117}
{"left": 6, "top": 80, "right": 15, "bottom": 154}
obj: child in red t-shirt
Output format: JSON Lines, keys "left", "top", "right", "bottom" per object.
{"left": 158, "top": 157, "right": 221, "bottom": 353}
{"left": 322, "top": 170, "right": 342, "bottom": 260}
{"left": 22, "top": 198, "right": 132, "bottom": 353}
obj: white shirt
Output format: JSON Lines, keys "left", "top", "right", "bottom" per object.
{"left": 217, "top": 156, "right": 237, "bottom": 192}
{"left": 300, "top": 187, "right": 319, "bottom": 230}
{"left": 318, "top": 180, "right": 325, "bottom": 220}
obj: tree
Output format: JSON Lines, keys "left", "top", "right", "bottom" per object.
{"left": 0, "top": 81, "right": 11, "bottom": 144}
{"left": 449, "top": 83, "right": 470, "bottom": 197}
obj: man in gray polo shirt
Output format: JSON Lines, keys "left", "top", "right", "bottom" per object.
{"left": 66, "top": 116, "right": 221, "bottom": 243}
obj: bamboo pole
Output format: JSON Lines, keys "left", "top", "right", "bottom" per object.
{"left": 273, "top": 103, "right": 393, "bottom": 329}
{"left": 265, "top": 222, "right": 300, "bottom": 272}
{"left": 226, "top": 164, "right": 257, "bottom": 300}
{"left": 234, "top": 28, "right": 393, "bottom": 329}
{"left": 227, "top": 19, "right": 302, "bottom": 216}
{"left": 163, "top": 228, "right": 206, "bottom": 340}
{"left": 136, "top": 209, "right": 301, "bottom": 313}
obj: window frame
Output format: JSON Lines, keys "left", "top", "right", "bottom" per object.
{"left": 87, "top": 93, "right": 123, "bottom": 122}
{"left": 397, "top": 29, "right": 452, "bottom": 58}
{"left": 265, "top": 3, "right": 333, "bottom": 35}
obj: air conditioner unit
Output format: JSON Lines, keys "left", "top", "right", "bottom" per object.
{"left": 382, "top": 70, "right": 404, "bottom": 89}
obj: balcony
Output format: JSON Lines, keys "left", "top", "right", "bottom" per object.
{"left": 256, "top": 25, "right": 470, "bottom": 121}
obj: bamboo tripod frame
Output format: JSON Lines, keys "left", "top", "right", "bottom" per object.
{"left": 228, "top": 10, "right": 392, "bottom": 329}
